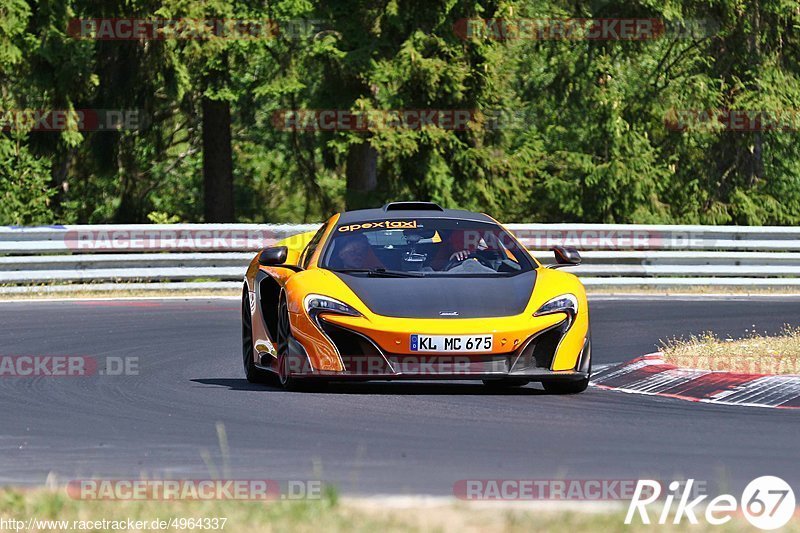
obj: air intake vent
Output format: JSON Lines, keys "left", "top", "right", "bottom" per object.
{"left": 320, "top": 320, "right": 391, "bottom": 374}
{"left": 512, "top": 323, "right": 566, "bottom": 372}
{"left": 383, "top": 201, "right": 444, "bottom": 212}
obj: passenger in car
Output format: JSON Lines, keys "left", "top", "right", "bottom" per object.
{"left": 331, "top": 234, "right": 385, "bottom": 270}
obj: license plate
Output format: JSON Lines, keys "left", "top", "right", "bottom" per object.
{"left": 410, "top": 334, "right": 493, "bottom": 352}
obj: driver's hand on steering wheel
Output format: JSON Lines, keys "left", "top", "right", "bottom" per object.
{"left": 449, "top": 250, "right": 471, "bottom": 261}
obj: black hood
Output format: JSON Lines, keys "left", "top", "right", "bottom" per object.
{"left": 334, "top": 271, "right": 536, "bottom": 319}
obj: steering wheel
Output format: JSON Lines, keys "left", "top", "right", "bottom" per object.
{"left": 444, "top": 251, "right": 496, "bottom": 271}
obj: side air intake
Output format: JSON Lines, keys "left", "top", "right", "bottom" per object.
{"left": 383, "top": 201, "right": 444, "bottom": 212}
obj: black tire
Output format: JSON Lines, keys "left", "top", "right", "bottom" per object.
{"left": 275, "top": 296, "right": 301, "bottom": 391}
{"left": 275, "top": 296, "right": 326, "bottom": 392}
{"left": 542, "top": 378, "right": 589, "bottom": 394}
{"left": 482, "top": 378, "right": 529, "bottom": 388}
{"left": 242, "top": 287, "right": 272, "bottom": 384}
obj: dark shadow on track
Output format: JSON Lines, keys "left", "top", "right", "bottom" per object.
{"left": 323, "top": 381, "right": 550, "bottom": 396}
{"left": 191, "top": 378, "right": 552, "bottom": 395}
{"left": 190, "top": 378, "right": 278, "bottom": 392}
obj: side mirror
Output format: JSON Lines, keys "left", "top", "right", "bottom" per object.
{"left": 258, "top": 246, "right": 288, "bottom": 266}
{"left": 552, "top": 246, "right": 581, "bottom": 267}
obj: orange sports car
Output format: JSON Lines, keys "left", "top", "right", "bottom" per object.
{"left": 242, "top": 202, "right": 590, "bottom": 392}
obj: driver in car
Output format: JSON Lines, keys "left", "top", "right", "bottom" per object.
{"left": 449, "top": 238, "right": 489, "bottom": 261}
{"left": 429, "top": 230, "right": 489, "bottom": 269}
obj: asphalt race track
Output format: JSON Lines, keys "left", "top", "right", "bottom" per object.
{"left": 1, "top": 296, "right": 799, "bottom": 496}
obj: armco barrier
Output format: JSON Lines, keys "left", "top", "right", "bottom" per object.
{"left": 1, "top": 223, "right": 799, "bottom": 292}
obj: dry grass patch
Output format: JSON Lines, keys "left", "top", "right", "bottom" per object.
{"left": 661, "top": 325, "right": 800, "bottom": 374}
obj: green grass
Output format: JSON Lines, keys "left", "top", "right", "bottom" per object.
{"left": 0, "top": 488, "right": 793, "bottom": 532}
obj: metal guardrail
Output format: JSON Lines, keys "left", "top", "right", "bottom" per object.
{"left": 1, "top": 223, "right": 800, "bottom": 291}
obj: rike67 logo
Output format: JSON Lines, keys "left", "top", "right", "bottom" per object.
{"left": 626, "top": 476, "right": 796, "bottom": 530}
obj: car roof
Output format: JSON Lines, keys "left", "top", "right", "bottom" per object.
{"left": 336, "top": 202, "right": 495, "bottom": 225}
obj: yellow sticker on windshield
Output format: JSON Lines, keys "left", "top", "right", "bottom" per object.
{"left": 338, "top": 220, "right": 418, "bottom": 232}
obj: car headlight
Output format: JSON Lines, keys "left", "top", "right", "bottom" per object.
{"left": 304, "top": 294, "right": 361, "bottom": 327}
{"left": 533, "top": 294, "right": 578, "bottom": 327}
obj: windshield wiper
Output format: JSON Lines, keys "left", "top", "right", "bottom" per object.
{"left": 329, "top": 268, "right": 424, "bottom": 277}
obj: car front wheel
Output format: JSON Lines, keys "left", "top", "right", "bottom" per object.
{"left": 242, "top": 287, "right": 273, "bottom": 384}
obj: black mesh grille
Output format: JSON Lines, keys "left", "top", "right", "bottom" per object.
{"left": 514, "top": 324, "right": 566, "bottom": 371}
{"left": 257, "top": 276, "right": 281, "bottom": 340}
{"left": 319, "top": 320, "right": 390, "bottom": 374}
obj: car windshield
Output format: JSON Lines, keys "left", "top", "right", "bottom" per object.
{"left": 320, "top": 218, "right": 535, "bottom": 276}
